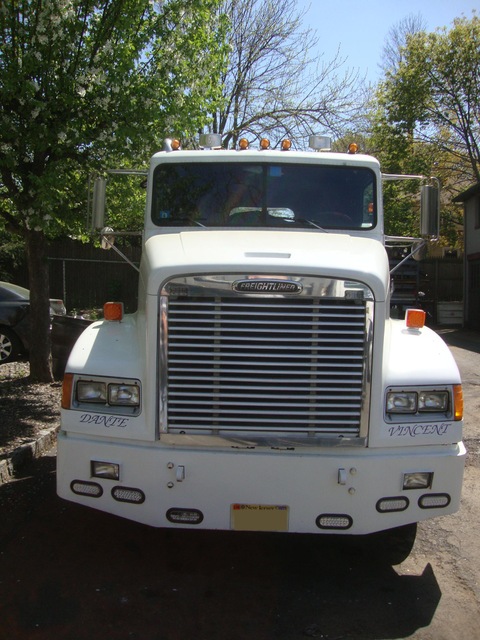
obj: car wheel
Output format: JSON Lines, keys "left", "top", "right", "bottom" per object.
{"left": 0, "top": 327, "right": 22, "bottom": 364}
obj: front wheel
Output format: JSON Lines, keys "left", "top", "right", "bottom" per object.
{"left": 0, "top": 327, "right": 22, "bottom": 364}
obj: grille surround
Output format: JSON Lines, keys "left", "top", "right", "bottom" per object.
{"left": 160, "top": 275, "right": 373, "bottom": 445}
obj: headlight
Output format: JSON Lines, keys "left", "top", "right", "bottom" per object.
{"left": 77, "top": 380, "right": 107, "bottom": 403}
{"left": 72, "top": 376, "right": 141, "bottom": 415}
{"left": 386, "top": 387, "right": 452, "bottom": 417}
{"left": 109, "top": 383, "right": 140, "bottom": 406}
{"left": 418, "top": 391, "right": 449, "bottom": 412}
{"left": 386, "top": 391, "right": 417, "bottom": 413}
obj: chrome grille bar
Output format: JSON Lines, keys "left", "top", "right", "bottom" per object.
{"left": 161, "top": 276, "right": 372, "bottom": 441}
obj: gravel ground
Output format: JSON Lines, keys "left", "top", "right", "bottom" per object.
{"left": 0, "top": 361, "right": 62, "bottom": 458}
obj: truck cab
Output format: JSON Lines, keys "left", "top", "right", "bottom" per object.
{"left": 57, "top": 135, "right": 464, "bottom": 547}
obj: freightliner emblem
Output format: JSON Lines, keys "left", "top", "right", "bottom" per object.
{"left": 233, "top": 279, "right": 303, "bottom": 294}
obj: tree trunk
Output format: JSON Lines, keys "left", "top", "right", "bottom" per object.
{"left": 25, "top": 229, "right": 53, "bottom": 382}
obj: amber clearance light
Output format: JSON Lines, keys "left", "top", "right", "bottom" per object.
{"left": 104, "top": 302, "right": 124, "bottom": 321}
{"left": 406, "top": 308, "right": 426, "bottom": 329}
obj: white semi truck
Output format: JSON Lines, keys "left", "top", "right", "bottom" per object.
{"left": 57, "top": 135, "right": 464, "bottom": 552}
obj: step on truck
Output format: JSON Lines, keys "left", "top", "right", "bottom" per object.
{"left": 57, "top": 134, "right": 465, "bottom": 555}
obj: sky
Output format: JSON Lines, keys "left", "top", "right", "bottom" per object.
{"left": 297, "top": 0, "right": 478, "bottom": 83}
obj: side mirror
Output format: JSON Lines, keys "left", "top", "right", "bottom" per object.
{"left": 420, "top": 184, "right": 440, "bottom": 237}
{"left": 92, "top": 177, "right": 107, "bottom": 230}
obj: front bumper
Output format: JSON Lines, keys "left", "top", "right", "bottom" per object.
{"left": 57, "top": 431, "right": 465, "bottom": 533}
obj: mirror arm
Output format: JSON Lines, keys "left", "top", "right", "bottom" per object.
{"left": 100, "top": 229, "right": 140, "bottom": 273}
{"left": 389, "top": 238, "right": 427, "bottom": 275}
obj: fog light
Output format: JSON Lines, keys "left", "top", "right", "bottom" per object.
{"left": 316, "top": 514, "right": 353, "bottom": 530}
{"left": 419, "top": 493, "right": 451, "bottom": 509}
{"left": 403, "top": 472, "right": 433, "bottom": 490}
{"left": 91, "top": 460, "right": 120, "bottom": 481}
{"left": 71, "top": 480, "right": 103, "bottom": 498}
{"left": 111, "top": 486, "right": 145, "bottom": 504}
{"left": 376, "top": 497, "right": 409, "bottom": 513}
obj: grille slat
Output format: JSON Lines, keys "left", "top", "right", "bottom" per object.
{"left": 165, "top": 290, "right": 369, "bottom": 438}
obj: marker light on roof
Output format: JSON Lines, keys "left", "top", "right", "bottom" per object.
{"left": 238, "top": 138, "right": 249, "bottom": 150}
{"left": 348, "top": 142, "right": 359, "bottom": 154}
{"left": 260, "top": 138, "right": 270, "bottom": 150}
{"left": 281, "top": 139, "right": 292, "bottom": 151}
{"left": 171, "top": 139, "right": 181, "bottom": 150}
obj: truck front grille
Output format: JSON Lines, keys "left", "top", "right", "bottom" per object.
{"left": 161, "top": 276, "right": 373, "bottom": 442}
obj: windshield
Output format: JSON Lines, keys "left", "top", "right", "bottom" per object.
{"left": 151, "top": 162, "right": 376, "bottom": 230}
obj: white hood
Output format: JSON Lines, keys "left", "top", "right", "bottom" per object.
{"left": 141, "top": 230, "right": 389, "bottom": 301}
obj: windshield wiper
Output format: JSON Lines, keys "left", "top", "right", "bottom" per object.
{"left": 297, "top": 219, "right": 329, "bottom": 232}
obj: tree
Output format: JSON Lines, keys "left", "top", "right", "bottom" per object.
{"left": 0, "top": 0, "right": 227, "bottom": 381}
{"left": 208, "top": 0, "right": 366, "bottom": 148}
{"left": 380, "top": 14, "right": 480, "bottom": 186}
{"left": 364, "top": 14, "right": 479, "bottom": 243}
{"left": 380, "top": 13, "right": 426, "bottom": 76}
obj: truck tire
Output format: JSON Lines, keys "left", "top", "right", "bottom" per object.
{"left": 0, "top": 327, "right": 22, "bottom": 364}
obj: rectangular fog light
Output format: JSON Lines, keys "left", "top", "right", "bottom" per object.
{"left": 403, "top": 472, "right": 433, "bottom": 490}
{"left": 91, "top": 460, "right": 120, "bottom": 480}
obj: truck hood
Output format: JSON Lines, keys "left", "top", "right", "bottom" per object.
{"left": 141, "top": 230, "right": 389, "bottom": 301}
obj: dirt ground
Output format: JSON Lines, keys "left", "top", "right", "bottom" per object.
{"left": 0, "top": 361, "right": 61, "bottom": 457}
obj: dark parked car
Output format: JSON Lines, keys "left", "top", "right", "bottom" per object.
{"left": 0, "top": 281, "right": 66, "bottom": 364}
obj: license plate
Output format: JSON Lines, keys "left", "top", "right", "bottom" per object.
{"left": 231, "top": 504, "right": 289, "bottom": 532}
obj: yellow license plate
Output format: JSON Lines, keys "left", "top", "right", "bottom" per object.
{"left": 231, "top": 504, "right": 289, "bottom": 532}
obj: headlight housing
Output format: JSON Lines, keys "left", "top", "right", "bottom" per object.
{"left": 385, "top": 386, "right": 454, "bottom": 420}
{"left": 67, "top": 375, "right": 141, "bottom": 415}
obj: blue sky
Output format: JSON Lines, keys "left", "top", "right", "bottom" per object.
{"left": 297, "top": 0, "right": 478, "bottom": 82}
